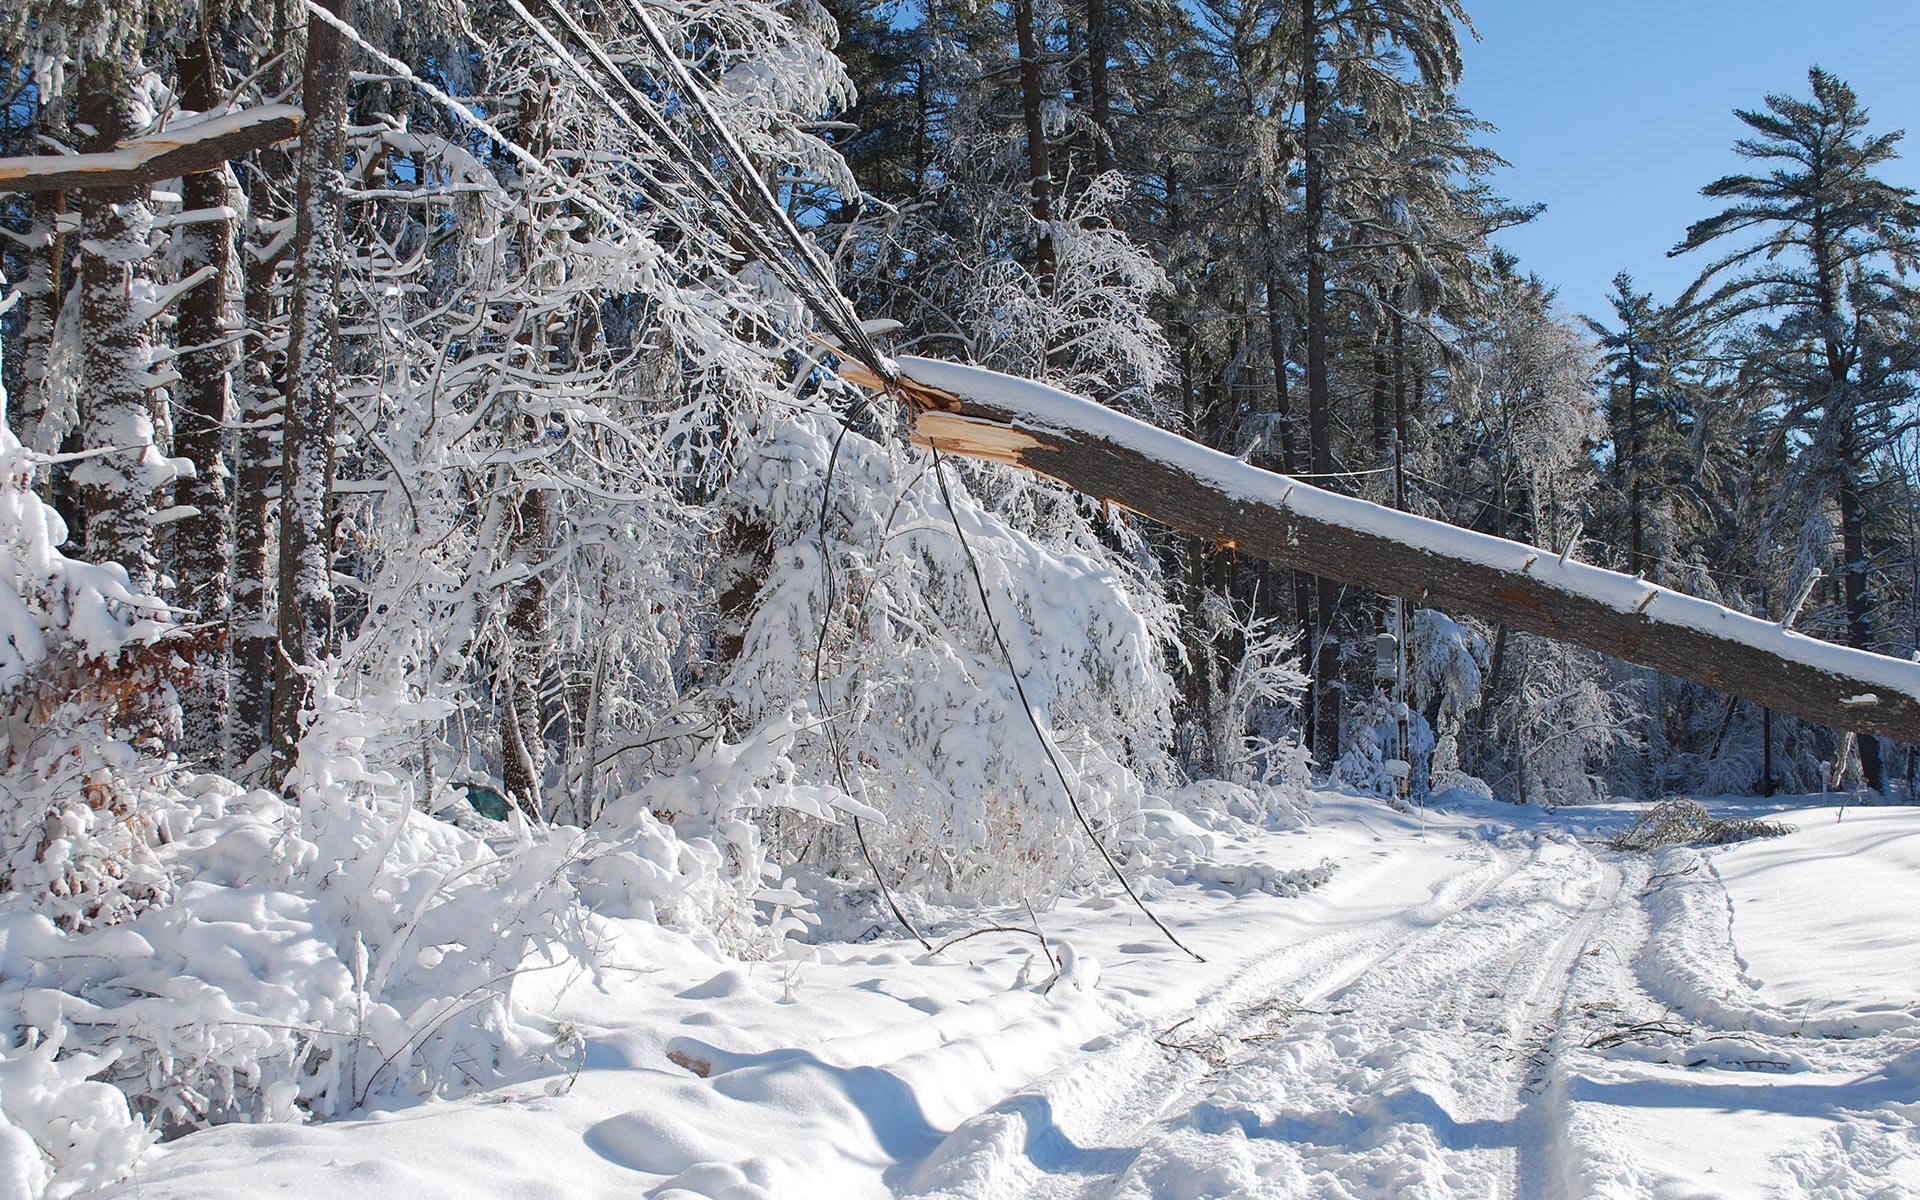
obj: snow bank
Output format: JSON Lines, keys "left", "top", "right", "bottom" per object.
{"left": 1639, "top": 842, "right": 1917, "bottom": 1038}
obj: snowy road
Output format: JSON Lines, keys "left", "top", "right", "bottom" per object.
{"left": 114, "top": 794, "right": 1920, "bottom": 1200}
{"left": 908, "top": 832, "right": 1625, "bottom": 1199}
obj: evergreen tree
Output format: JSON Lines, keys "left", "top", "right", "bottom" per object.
{"left": 1673, "top": 67, "right": 1920, "bottom": 790}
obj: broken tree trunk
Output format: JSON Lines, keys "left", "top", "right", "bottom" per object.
{"left": 0, "top": 106, "right": 303, "bottom": 194}
{"left": 846, "top": 355, "right": 1920, "bottom": 746}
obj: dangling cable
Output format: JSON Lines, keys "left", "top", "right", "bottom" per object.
{"left": 815, "top": 419, "right": 931, "bottom": 950}
{"left": 929, "top": 448, "right": 1204, "bottom": 963}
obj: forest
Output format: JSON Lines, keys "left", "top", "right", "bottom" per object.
{"left": 1, "top": 0, "right": 1918, "bottom": 1195}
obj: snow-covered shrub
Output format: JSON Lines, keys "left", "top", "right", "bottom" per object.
{"left": 579, "top": 715, "right": 869, "bottom": 956}
{"left": 727, "top": 406, "right": 1180, "bottom": 904}
{"left": 1160, "top": 779, "right": 1311, "bottom": 832}
{"left": 1, "top": 736, "right": 589, "bottom": 1143}
{"left": 1137, "top": 803, "right": 1333, "bottom": 896}
{"left": 0, "top": 1025, "right": 149, "bottom": 1200}
{"left": 1409, "top": 608, "right": 1485, "bottom": 782}
{"left": 1190, "top": 592, "right": 1311, "bottom": 787}
{"left": 1334, "top": 693, "right": 1434, "bottom": 801}
{"left": 961, "top": 174, "right": 1175, "bottom": 411}
{"left": 0, "top": 417, "right": 182, "bottom": 933}
{"left": 1481, "top": 634, "right": 1628, "bottom": 805}
{"left": 0, "top": 419, "right": 594, "bottom": 1177}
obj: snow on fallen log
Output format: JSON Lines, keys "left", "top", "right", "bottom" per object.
{"left": 0, "top": 106, "right": 303, "bottom": 194}
{"left": 844, "top": 354, "right": 1920, "bottom": 746}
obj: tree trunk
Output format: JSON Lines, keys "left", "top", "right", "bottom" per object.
{"left": 13, "top": 90, "right": 67, "bottom": 462}
{"left": 232, "top": 0, "right": 297, "bottom": 772}
{"left": 872, "top": 355, "right": 1920, "bottom": 746}
{"left": 1836, "top": 416, "right": 1885, "bottom": 788}
{"left": 1299, "top": 0, "right": 1337, "bottom": 755}
{"left": 73, "top": 59, "right": 162, "bottom": 594}
{"left": 500, "top": 73, "right": 559, "bottom": 817}
{"left": 270, "top": 0, "right": 352, "bottom": 784}
{"left": 1260, "top": 194, "right": 1313, "bottom": 729}
{"left": 1625, "top": 357, "right": 1644, "bottom": 579}
{"left": 1086, "top": 0, "right": 1113, "bottom": 176}
{"left": 176, "top": 12, "right": 238, "bottom": 765}
{"left": 1013, "top": 0, "right": 1056, "bottom": 296}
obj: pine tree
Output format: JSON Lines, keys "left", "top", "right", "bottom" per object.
{"left": 1296, "top": 0, "right": 1471, "bottom": 754}
{"left": 1673, "top": 67, "right": 1920, "bottom": 790}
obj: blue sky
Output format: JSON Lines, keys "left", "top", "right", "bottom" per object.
{"left": 1454, "top": 0, "right": 1920, "bottom": 326}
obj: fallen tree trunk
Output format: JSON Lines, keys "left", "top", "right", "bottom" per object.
{"left": 846, "top": 355, "right": 1920, "bottom": 746}
{"left": 0, "top": 106, "right": 303, "bottom": 194}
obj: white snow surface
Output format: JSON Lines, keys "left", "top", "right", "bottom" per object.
{"left": 99, "top": 792, "right": 1920, "bottom": 1199}
{"left": 895, "top": 355, "right": 1920, "bottom": 704}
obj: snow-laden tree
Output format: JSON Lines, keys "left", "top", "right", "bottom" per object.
{"left": 1673, "top": 67, "right": 1920, "bottom": 790}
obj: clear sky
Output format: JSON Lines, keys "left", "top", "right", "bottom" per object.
{"left": 1454, "top": 0, "right": 1920, "bottom": 327}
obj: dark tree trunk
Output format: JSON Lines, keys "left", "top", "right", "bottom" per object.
{"left": 74, "top": 59, "right": 161, "bottom": 593}
{"left": 1299, "top": 0, "right": 1338, "bottom": 755}
{"left": 1014, "top": 0, "right": 1056, "bottom": 296}
{"left": 1625, "top": 357, "right": 1644, "bottom": 579}
{"left": 1837, "top": 419, "right": 1884, "bottom": 789}
{"left": 1260, "top": 194, "right": 1313, "bottom": 725}
{"left": 176, "top": 12, "right": 238, "bottom": 765}
{"left": 1086, "top": 0, "right": 1113, "bottom": 176}
{"left": 270, "top": 0, "right": 352, "bottom": 784}
{"left": 233, "top": 149, "right": 291, "bottom": 772}
{"left": 13, "top": 90, "right": 67, "bottom": 463}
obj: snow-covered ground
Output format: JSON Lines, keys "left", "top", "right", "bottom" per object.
{"left": 104, "top": 793, "right": 1920, "bottom": 1199}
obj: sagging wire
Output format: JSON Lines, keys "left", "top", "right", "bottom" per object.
{"left": 814, "top": 416, "right": 931, "bottom": 950}
{"left": 500, "top": 0, "right": 938, "bottom": 946}
{"left": 605, "top": 0, "right": 892, "bottom": 379}
{"left": 928, "top": 447, "right": 1205, "bottom": 963}
{"left": 361, "top": 0, "right": 1187, "bottom": 961}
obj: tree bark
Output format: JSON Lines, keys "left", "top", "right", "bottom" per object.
{"left": 862, "top": 356, "right": 1920, "bottom": 746}
{"left": 1836, "top": 416, "right": 1884, "bottom": 787}
{"left": 176, "top": 11, "right": 238, "bottom": 765}
{"left": 12, "top": 89, "right": 67, "bottom": 463}
{"left": 1085, "top": 0, "right": 1113, "bottom": 176}
{"left": 0, "top": 107, "right": 302, "bottom": 194}
{"left": 72, "top": 58, "right": 162, "bottom": 594}
{"left": 270, "top": 0, "right": 352, "bottom": 784}
{"left": 500, "top": 72, "right": 560, "bottom": 817}
{"left": 1260, "top": 188, "right": 1314, "bottom": 720}
{"left": 231, "top": 0, "right": 298, "bottom": 772}
{"left": 1013, "top": 0, "right": 1056, "bottom": 296}
{"left": 1299, "top": 0, "right": 1338, "bottom": 754}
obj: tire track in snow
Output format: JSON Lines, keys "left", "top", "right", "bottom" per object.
{"left": 1496, "top": 857, "right": 1625, "bottom": 1200}
{"left": 902, "top": 836, "right": 1530, "bottom": 1199}
{"left": 907, "top": 831, "right": 1618, "bottom": 1200}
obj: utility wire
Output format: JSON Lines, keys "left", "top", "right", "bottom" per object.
{"left": 486, "top": 0, "right": 1196, "bottom": 960}
{"left": 930, "top": 448, "right": 1204, "bottom": 963}
{"left": 814, "top": 418, "right": 931, "bottom": 950}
